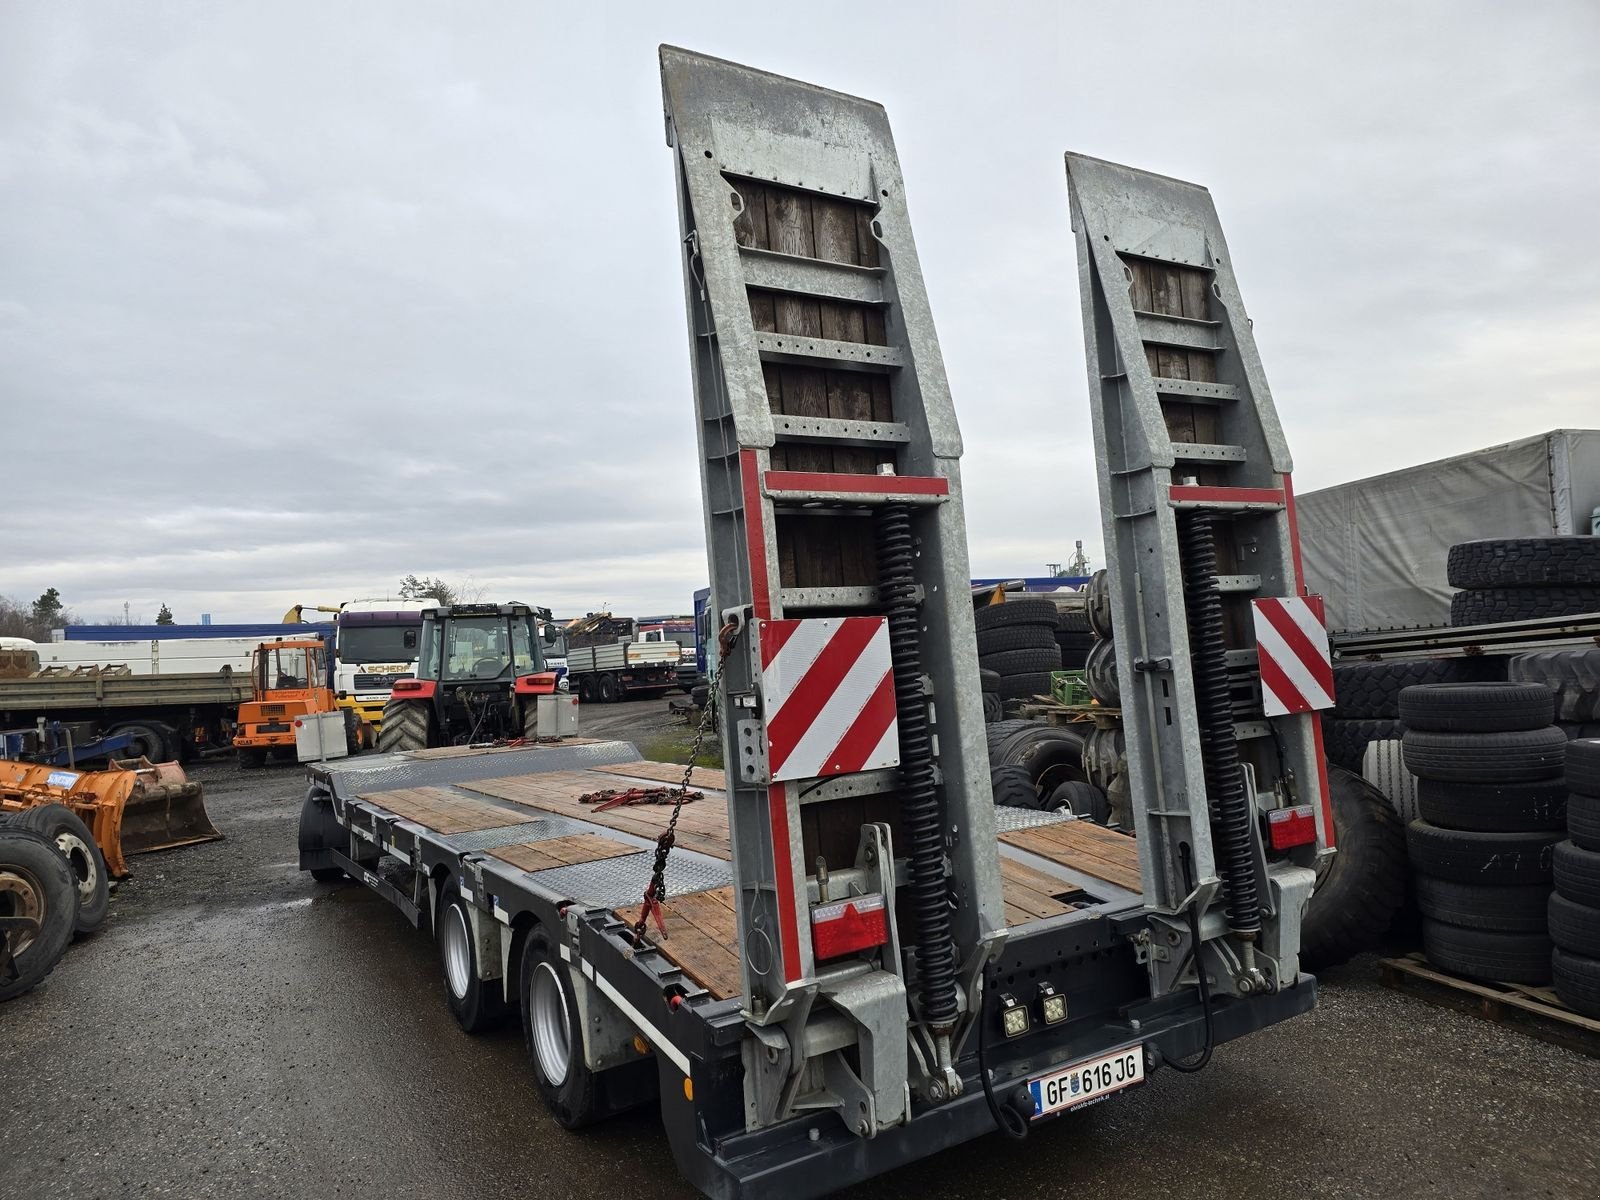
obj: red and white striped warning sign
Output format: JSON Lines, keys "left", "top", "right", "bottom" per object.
{"left": 1251, "top": 596, "right": 1335, "bottom": 717}
{"left": 757, "top": 617, "right": 899, "bottom": 783}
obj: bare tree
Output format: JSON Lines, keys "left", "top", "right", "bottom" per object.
{"left": 398, "top": 575, "right": 484, "bottom": 605}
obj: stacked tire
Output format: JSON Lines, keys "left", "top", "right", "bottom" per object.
{"left": 1550, "top": 739, "right": 1600, "bottom": 1016}
{"left": 975, "top": 598, "right": 1061, "bottom": 704}
{"left": 1447, "top": 537, "right": 1600, "bottom": 627}
{"left": 1055, "top": 608, "right": 1094, "bottom": 671}
{"left": 1083, "top": 570, "right": 1119, "bottom": 708}
{"left": 1324, "top": 657, "right": 1503, "bottom": 772}
{"left": 1402, "top": 683, "right": 1565, "bottom": 983}
{"left": 985, "top": 719, "right": 1110, "bottom": 822}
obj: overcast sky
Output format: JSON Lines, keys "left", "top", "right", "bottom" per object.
{"left": 3, "top": 2, "right": 1596, "bottom": 625}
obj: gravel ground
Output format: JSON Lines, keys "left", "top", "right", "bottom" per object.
{"left": 3, "top": 698, "right": 1597, "bottom": 1198}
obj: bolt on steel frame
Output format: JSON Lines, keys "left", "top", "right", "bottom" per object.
{"left": 661, "top": 46, "right": 1004, "bottom": 1121}
{"left": 1065, "top": 154, "right": 1328, "bottom": 1000}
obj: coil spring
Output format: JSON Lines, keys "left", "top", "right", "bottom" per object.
{"left": 876, "top": 503, "right": 959, "bottom": 1026}
{"left": 1177, "top": 510, "right": 1262, "bottom": 935}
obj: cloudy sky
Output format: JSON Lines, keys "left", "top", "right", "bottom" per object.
{"left": 3, "top": 2, "right": 1596, "bottom": 625}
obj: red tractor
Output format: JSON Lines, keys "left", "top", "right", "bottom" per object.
{"left": 376, "top": 603, "right": 559, "bottom": 752}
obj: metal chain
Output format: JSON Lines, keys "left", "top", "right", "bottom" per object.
{"left": 627, "top": 621, "right": 740, "bottom": 951}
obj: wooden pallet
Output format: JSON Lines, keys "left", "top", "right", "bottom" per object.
{"left": 1013, "top": 698, "right": 1122, "bottom": 728}
{"left": 1378, "top": 953, "right": 1600, "bottom": 1059}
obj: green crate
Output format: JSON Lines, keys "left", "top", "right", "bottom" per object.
{"left": 1051, "top": 670, "right": 1091, "bottom": 706}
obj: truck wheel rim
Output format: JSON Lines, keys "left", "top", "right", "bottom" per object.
{"left": 0, "top": 867, "right": 45, "bottom": 956}
{"left": 54, "top": 832, "right": 98, "bottom": 904}
{"left": 531, "top": 961, "right": 571, "bottom": 1084}
{"left": 443, "top": 905, "right": 472, "bottom": 998}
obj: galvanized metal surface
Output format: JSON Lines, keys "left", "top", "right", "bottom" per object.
{"left": 311, "top": 740, "right": 642, "bottom": 803}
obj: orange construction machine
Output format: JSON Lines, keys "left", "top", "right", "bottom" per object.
{"left": 234, "top": 639, "right": 359, "bottom": 767}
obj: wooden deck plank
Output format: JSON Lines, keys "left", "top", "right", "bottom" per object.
{"left": 591, "top": 761, "right": 728, "bottom": 791}
{"left": 1000, "top": 821, "right": 1142, "bottom": 892}
{"left": 619, "top": 885, "right": 744, "bottom": 1000}
{"left": 488, "top": 833, "right": 637, "bottom": 874}
{"left": 357, "top": 786, "right": 527, "bottom": 835}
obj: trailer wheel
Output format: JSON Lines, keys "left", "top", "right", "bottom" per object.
{"left": 520, "top": 927, "right": 601, "bottom": 1127}
{"left": 597, "top": 674, "right": 619, "bottom": 704}
{"left": 0, "top": 828, "right": 78, "bottom": 1003}
{"left": 376, "top": 700, "right": 431, "bottom": 753}
{"left": 436, "top": 888, "right": 507, "bottom": 1033}
{"left": 10, "top": 804, "right": 109, "bottom": 938}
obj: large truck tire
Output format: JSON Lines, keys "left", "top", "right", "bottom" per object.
{"left": 1447, "top": 537, "right": 1600, "bottom": 589}
{"left": 987, "top": 722, "right": 1087, "bottom": 794}
{"left": 1414, "top": 876, "right": 1551, "bottom": 933}
{"left": 975, "top": 625, "right": 1057, "bottom": 657}
{"left": 979, "top": 647, "right": 1062, "bottom": 676}
{"left": 0, "top": 828, "right": 79, "bottom": 1003}
{"left": 1406, "top": 821, "right": 1559, "bottom": 885}
{"left": 377, "top": 700, "right": 431, "bottom": 753}
{"left": 1300, "top": 767, "right": 1407, "bottom": 971}
{"left": 1547, "top": 893, "right": 1600, "bottom": 959}
{"left": 109, "top": 721, "right": 169, "bottom": 762}
{"left": 9, "top": 804, "right": 108, "bottom": 937}
{"left": 1551, "top": 947, "right": 1600, "bottom": 1018}
{"left": 1086, "top": 569, "right": 1113, "bottom": 639}
{"left": 597, "top": 673, "right": 619, "bottom": 703}
{"left": 998, "top": 672, "right": 1054, "bottom": 701}
{"left": 1421, "top": 917, "right": 1552, "bottom": 984}
{"left": 1401, "top": 726, "right": 1568, "bottom": 783}
{"left": 1397, "top": 682, "right": 1556, "bottom": 733}
{"left": 1568, "top": 793, "right": 1600, "bottom": 852}
{"left": 1451, "top": 586, "right": 1600, "bottom": 627}
{"left": 1567, "top": 738, "right": 1600, "bottom": 798}
{"left": 990, "top": 765, "right": 1039, "bottom": 810}
{"left": 1509, "top": 649, "right": 1600, "bottom": 723}
{"left": 1323, "top": 718, "right": 1403, "bottom": 772}
{"left": 1554, "top": 840, "right": 1600, "bottom": 907}
{"left": 437, "top": 887, "right": 509, "bottom": 1033}
{"left": 521, "top": 926, "right": 603, "bottom": 1127}
{"left": 1333, "top": 657, "right": 1503, "bottom": 720}
{"left": 298, "top": 786, "right": 351, "bottom": 883}
{"left": 1414, "top": 777, "right": 1568, "bottom": 833}
{"left": 974, "top": 597, "right": 1058, "bottom": 632}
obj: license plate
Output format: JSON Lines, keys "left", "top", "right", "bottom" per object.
{"left": 1029, "top": 1044, "right": 1144, "bottom": 1118}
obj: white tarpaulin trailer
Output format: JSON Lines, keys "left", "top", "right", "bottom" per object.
{"left": 1298, "top": 429, "right": 1600, "bottom": 632}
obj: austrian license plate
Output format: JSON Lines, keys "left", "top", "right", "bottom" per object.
{"left": 1029, "top": 1044, "right": 1144, "bottom": 1118}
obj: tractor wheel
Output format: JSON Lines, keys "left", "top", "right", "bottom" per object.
{"left": 377, "top": 700, "right": 432, "bottom": 753}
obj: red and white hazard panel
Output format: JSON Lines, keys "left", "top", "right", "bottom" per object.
{"left": 756, "top": 617, "right": 899, "bottom": 783}
{"left": 1251, "top": 596, "right": 1335, "bottom": 717}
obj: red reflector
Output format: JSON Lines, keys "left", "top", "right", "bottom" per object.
{"left": 294, "top": 720, "right": 303, "bottom": 728}
{"left": 810, "top": 893, "right": 888, "bottom": 961}
{"left": 393, "top": 680, "right": 421, "bottom": 692}
{"left": 1267, "top": 804, "right": 1318, "bottom": 850}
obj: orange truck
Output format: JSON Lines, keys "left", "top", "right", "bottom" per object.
{"left": 233, "top": 639, "right": 359, "bottom": 767}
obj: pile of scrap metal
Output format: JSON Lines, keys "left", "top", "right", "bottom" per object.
{"left": 0, "top": 755, "right": 221, "bottom": 1002}
{"left": 562, "top": 612, "right": 635, "bottom": 648}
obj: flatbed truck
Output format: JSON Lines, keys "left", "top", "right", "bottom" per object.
{"left": 298, "top": 49, "right": 1328, "bottom": 1199}
{"left": 0, "top": 668, "right": 251, "bottom": 761}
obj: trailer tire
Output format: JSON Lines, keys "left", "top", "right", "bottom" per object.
{"left": 1415, "top": 876, "right": 1552, "bottom": 933}
{"left": 298, "top": 788, "right": 347, "bottom": 882}
{"left": 1414, "top": 777, "right": 1568, "bottom": 832}
{"left": 1567, "top": 738, "right": 1600, "bottom": 798}
{"left": 974, "top": 597, "right": 1059, "bottom": 632}
{"left": 521, "top": 926, "right": 602, "bottom": 1127}
{"left": 376, "top": 700, "right": 431, "bottom": 753}
{"left": 1450, "top": 586, "right": 1600, "bottom": 627}
{"left": 10, "top": 804, "right": 108, "bottom": 938}
{"left": 1554, "top": 840, "right": 1600, "bottom": 907}
{"left": 979, "top": 647, "right": 1062, "bottom": 676}
{"left": 990, "top": 765, "right": 1039, "bottom": 810}
{"left": 1421, "top": 917, "right": 1553, "bottom": 984}
{"left": 1405, "top": 821, "right": 1559, "bottom": 884}
{"left": 437, "top": 888, "right": 507, "bottom": 1033}
{"left": 1447, "top": 537, "right": 1600, "bottom": 589}
{"left": 110, "top": 721, "right": 167, "bottom": 762}
{"left": 1398, "top": 682, "right": 1556, "bottom": 733}
{"left": 0, "top": 828, "right": 79, "bottom": 1003}
{"left": 1552, "top": 947, "right": 1600, "bottom": 1017}
{"left": 1400, "top": 726, "right": 1568, "bottom": 783}
{"left": 1301, "top": 767, "right": 1408, "bottom": 971}
{"left": 976, "top": 626, "right": 1057, "bottom": 657}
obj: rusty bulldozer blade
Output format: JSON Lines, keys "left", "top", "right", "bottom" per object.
{"left": 0, "top": 757, "right": 221, "bottom": 877}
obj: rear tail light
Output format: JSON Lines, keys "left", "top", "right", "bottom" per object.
{"left": 1266, "top": 803, "right": 1318, "bottom": 850}
{"left": 810, "top": 892, "right": 888, "bottom": 961}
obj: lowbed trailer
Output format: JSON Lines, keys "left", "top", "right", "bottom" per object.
{"left": 299, "top": 48, "right": 1328, "bottom": 1199}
